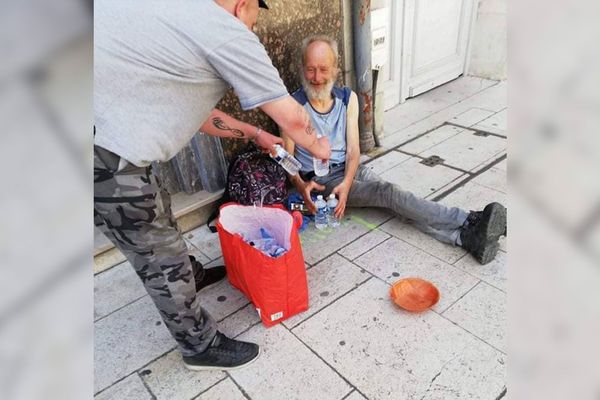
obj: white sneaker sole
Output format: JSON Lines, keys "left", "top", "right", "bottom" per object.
{"left": 183, "top": 347, "right": 261, "bottom": 371}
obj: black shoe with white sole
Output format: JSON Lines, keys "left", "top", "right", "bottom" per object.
{"left": 182, "top": 331, "right": 260, "bottom": 371}
{"left": 460, "top": 202, "right": 507, "bottom": 265}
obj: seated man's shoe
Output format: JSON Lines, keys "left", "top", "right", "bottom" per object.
{"left": 182, "top": 331, "right": 260, "bottom": 371}
{"left": 189, "top": 255, "right": 226, "bottom": 291}
{"left": 460, "top": 202, "right": 507, "bottom": 265}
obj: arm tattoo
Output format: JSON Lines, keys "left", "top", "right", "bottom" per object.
{"left": 212, "top": 117, "right": 245, "bottom": 138}
{"left": 296, "top": 106, "right": 315, "bottom": 136}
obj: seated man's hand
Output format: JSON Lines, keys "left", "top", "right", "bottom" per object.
{"left": 254, "top": 129, "right": 284, "bottom": 154}
{"left": 316, "top": 136, "right": 331, "bottom": 161}
{"left": 299, "top": 180, "right": 326, "bottom": 214}
{"left": 331, "top": 181, "right": 351, "bottom": 219}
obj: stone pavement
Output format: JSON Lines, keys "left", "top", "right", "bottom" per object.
{"left": 94, "top": 76, "right": 507, "bottom": 400}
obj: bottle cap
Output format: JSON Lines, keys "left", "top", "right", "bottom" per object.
{"left": 328, "top": 194, "right": 335, "bottom": 199}
{"left": 317, "top": 195, "right": 323, "bottom": 200}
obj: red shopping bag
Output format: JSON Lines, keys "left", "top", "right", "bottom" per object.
{"left": 216, "top": 202, "right": 308, "bottom": 327}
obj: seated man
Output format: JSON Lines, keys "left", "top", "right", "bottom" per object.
{"left": 282, "top": 35, "right": 506, "bottom": 264}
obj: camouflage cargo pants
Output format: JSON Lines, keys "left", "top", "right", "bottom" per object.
{"left": 94, "top": 145, "right": 217, "bottom": 357}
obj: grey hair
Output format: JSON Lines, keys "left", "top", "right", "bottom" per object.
{"left": 299, "top": 35, "right": 340, "bottom": 69}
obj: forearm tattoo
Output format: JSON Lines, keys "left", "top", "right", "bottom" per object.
{"left": 296, "top": 106, "right": 315, "bottom": 136}
{"left": 212, "top": 117, "right": 245, "bottom": 138}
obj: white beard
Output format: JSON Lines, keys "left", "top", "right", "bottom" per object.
{"left": 301, "top": 75, "right": 335, "bottom": 102}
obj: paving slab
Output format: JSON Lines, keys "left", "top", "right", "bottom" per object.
{"left": 293, "top": 278, "right": 506, "bottom": 400}
{"left": 378, "top": 217, "right": 467, "bottom": 264}
{"left": 354, "top": 237, "right": 478, "bottom": 312}
{"left": 473, "top": 109, "right": 507, "bottom": 135}
{"left": 381, "top": 81, "right": 505, "bottom": 151}
{"left": 338, "top": 229, "right": 391, "bottom": 260}
{"left": 384, "top": 77, "right": 497, "bottom": 134}
{"left": 443, "top": 282, "right": 507, "bottom": 353}
{"left": 470, "top": 152, "right": 506, "bottom": 174}
{"left": 472, "top": 166, "right": 507, "bottom": 193}
{"left": 344, "top": 390, "right": 368, "bottom": 400}
{"left": 494, "top": 158, "right": 507, "bottom": 171}
{"left": 218, "top": 303, "right": 261, "bottom": 338}
{"left": 283, "top": 254, "right": 370, "bottom": 328}
{"left": 448, "top": 107, "right": 496, "bottom": 127}
{"left": 197, "top": 276, "right": 250, "bottom": 322}
{"left": 185, "top": 225, "right": 223, "bottom": 261}
{"left": 94, "top": 296, "right": 175, "bottom": 393}
{"left": 300, "top": 207, "right": 391, "bottom": 265}
{"left": 454, "top": 251, "right": 506, "bottom": 292}
{"left": 398, "top": 124, "right": 464, "bottom": 155}
{"left": 362, "top": 150, "right": 411, "bottom": 175}
{"left": 419, "top": 129, "right": 506, "bottom": 171}
{"left": 94, "top": 261, "right": 147, "bottom": 321}
{"left": 95, "top": 373, "right": 152, "bottom": 400}
{"left": 140, "top": 349, "right": 225, "bottom": 400}
{"left": 457, "top": 81, "right": 506, "bottom": 113}
{"left": 189, "top": 247, "right": 211, "bottom": 266}
{"left": 230, "top": 325, "right": 353, "bottom": 400}
{"left": 194, "top": 378, "right": 246, "bottom": 400}
{"left": 379, "top": 157, "right": 466, "bottom": 199}
{"left": 439, "top": 181, "right": 507, "bottom": 212}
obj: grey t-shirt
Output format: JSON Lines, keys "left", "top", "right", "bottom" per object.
{"left": 94, "top": 0, "right": 289, "bottom": 166}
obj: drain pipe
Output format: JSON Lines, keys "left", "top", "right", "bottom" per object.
{"left": 352, "top": 0, "right": 375, "bottom": 152}
{"left": 371, "top": 68, "right": 381, "bottom": 147}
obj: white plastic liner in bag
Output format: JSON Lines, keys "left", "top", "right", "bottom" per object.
{"left": 218, "top": 205, "right": 293, "bottom": 251}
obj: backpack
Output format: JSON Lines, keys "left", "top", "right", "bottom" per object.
{"left": 207, "top": 143, "right": 288, "bottom": 232}
{"left": 226, "top": 144, "right": 288, "bottom": 206}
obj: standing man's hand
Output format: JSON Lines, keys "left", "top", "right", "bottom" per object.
{"left": 331, "top": 181, "right": 351, "bottom": 219}
{"left": 252, "top": 128, "right": 284, "bottom": 154}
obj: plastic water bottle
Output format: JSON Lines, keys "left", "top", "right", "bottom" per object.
{"left": 314, "top": 195, "right": 328, "bottom": 230}
{"left": 271, "top": 145, "right": 301, "bottom": 176}
{"left": 312, "top": 134, "right": 329, "bottom": 177}
{"left": 327, "top": 194, "right": 340, "bottom": 228}
{"left": 255, "top": 228, "right": 286, "bottom": 257}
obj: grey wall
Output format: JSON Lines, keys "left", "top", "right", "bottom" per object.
{"left": 467, "top": 0, "right": 507, "bottom": 80}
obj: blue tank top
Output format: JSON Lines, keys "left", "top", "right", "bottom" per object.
{"left": 290, "top": 86, "right": 351, "bottom": 172}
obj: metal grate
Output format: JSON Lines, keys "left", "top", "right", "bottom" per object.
{"left": 420, "top": 155, "right": 445, "bottom": 167}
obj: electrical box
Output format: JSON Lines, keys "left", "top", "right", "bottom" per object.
{"left": 371, "top": 7, "right": 389, "bottom": 69}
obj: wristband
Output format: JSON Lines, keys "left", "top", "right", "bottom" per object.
{"left": 252, "top": 127, "right": 263, "bottom": 142}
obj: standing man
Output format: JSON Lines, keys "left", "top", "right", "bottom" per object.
{"left": 94, "top": 0, "right": 330, "bottom": 371}
{"left": 283, "top": 35, "right": 506, "bottom": 265}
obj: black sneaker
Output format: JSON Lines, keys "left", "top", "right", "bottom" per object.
{"left": 189, "top": 255, "right": 226, "bottom": 291}
{"left": 460, "top": 202, "right": 507, "bottom": 265}
{"left": 182, "top": 331, "right": 260, "bottom": 371}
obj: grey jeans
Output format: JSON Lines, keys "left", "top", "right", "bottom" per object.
{"left": 312, "top": 164, "right": 468, "bottom": 245}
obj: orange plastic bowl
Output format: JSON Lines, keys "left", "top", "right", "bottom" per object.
{"left": 389, "top": 278, "right": 440, "bottom": 312}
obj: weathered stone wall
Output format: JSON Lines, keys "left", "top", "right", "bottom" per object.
{"left": 217, "top": 0, "right": 346, "bottom": 159}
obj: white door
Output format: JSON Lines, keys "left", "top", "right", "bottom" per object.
{"left": 400, "top": 0, "right": 475, "bottom": 102}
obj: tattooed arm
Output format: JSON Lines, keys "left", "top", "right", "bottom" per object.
{"left": 199, "top": 109, "right": 283, "bottom": 150}
{"left": 260, "top": 96, "right": 331, "bottom": 160}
